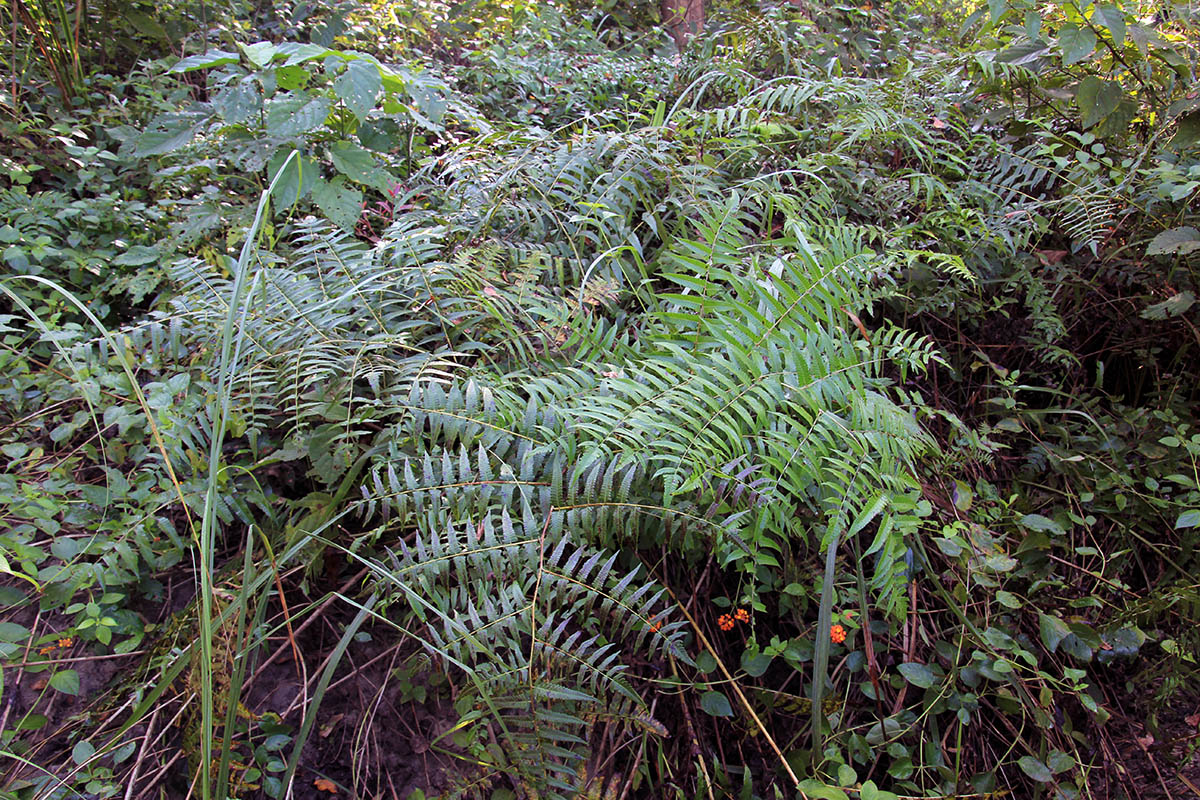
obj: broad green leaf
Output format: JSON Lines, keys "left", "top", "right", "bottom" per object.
{"left": 1024, "top": 10, "right": 1041, "bottom": 39}
{"left": 1047, "top": 750, "right": 1076, "bottom": 774}
{"left": 213, "top": 82, "right": 260, "bottom": 125}
{"left": 1076, "top": 77, "right": 1122, "bottom": 129}
{"left": 1059, "top": 25, "right": 1097, "bottom": 65}
{"left": 1094, "top": 97, "right": 1138, "bottom": 137}
{"left": 1141, "top": 292, "right": 1195, "bottom": 320}
{"left": 740, "top": 650, "right": 773, "bottom": 678}
{"left": 1039, "top": 614, "right": 1071, "bottom": 652}
{"left": 1147, "top": 228, "right": 1200, "bottom": 257}
{"left": 49, "top": 669, "right": 80, "bottom": 696}
{"left": 0, "top": 622, "right": 29, "bottom": 642}
{"left": 72, "top": 740, "right": 95, "bottom": 765}
{"left": 699, "top": 690, "right": 733, "bottom": 717}
{"left": 1175, "top": 509, "right": 1200, "bottom": 529}
{"left": 1170, "top": 111, "right": 1200, "bottom": 149}
{"left": 266, "top": 94, "right": 331, "bottom": 138}
{"left": 113, "top": 245, "right": 160, "bottom": 266}
{"left": 276, "top": 42, "right": 331, "bottom": 66}
{"left": 860, "top": 780, "right": 900, "bottom": 800}
{"left": 1093, "top": 3, "right": 1125, "bottom": 46}
{"left": 952, "top": 480, "right": 973, "bottom": 511}
{"left": 239, "top": 41, "right": 278, "bottom": 68}
{"left": 981, "top": 554, "right": 1017, "bottom": 572}
{"left": 996, "top": 590, "right": 1022, "bottom": 609}
{"left": 275, "top": 65, "right": 311, "bottom": 91}
{"left": 267, "top": 150, "right": 317, "bottom": 209}
{"left": 329, "top": 141, "right": 388, "bottom": 190}
{"left": 865, "top": 717, "right": 903, "bottom": 745}
{"left": 1018, "top": 755, "right": 1054, "bottom": 782}
{"left": 169, "top": 50, "right": 239, "bottom": 73}
{"left": 898, "top": 662, "right": 935, "bottom": 689}
{"left": 312, "top": 176, "right": 363, "bottom": 231}
{"left": 1019, "top": 514, "right": 1064, "bottom": 535}
{"left": 334, "top": 58, "right": 382, "bottom": 121}
{"left": 796, "top": 780, "right": 849, "bottom": 800}
{"left": 996, "top": 41, "right": 1053, "bottom": 66}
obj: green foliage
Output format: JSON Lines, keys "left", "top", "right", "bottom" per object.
{"left": 2, "top": 1, "right": 1200, "bottom": 798}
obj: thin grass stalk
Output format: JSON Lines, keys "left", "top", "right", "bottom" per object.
{"left": 214, "top": 526, "right": 268, "bottom": 799}
{"left": 281, "top": 593, "right": 378, "bottom": 796}
{"left": 198, "top": 150, "right": 297, "bottom": 799}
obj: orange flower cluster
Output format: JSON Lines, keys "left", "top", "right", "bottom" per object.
{"left": 38, "top": 637, "right": 73, "bottom": 656}
{"left": 830, "top": 624, "right": 847, "bottom": 644}
{"left": 718, "top": 607, "right": 751, "bottom": 631}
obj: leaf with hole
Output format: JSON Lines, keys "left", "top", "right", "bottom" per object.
{"left": 334, "top": 58, "right": 382, "bottom": 121}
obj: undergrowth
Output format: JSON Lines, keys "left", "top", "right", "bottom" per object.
{"left": 1, "top": 0, "right": 1198, "bottom": 798}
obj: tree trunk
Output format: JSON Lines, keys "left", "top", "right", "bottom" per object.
{"left": 662, "top": 0, "right": 704, "bottom": 53}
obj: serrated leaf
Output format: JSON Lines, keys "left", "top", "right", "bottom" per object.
{"left": 1146, "top": 228, "right": 1200, "bottom": 257}
{"left": 312, "top": 176, "right": 362, "bottom": 231}
{"left": 699, "top": 690, "right": 733, "bottom": 717}
{"left": 1059, "top": 25, "right": 1097, "bottom": 65}
{"left": 170, "top": 50, "right": 239, "bottom": 73}
{"left": 113, "top": 245, "right": 160, "bottom": 266}
{"left": 1018, "top": 755, "right": 1054, "bottom": 782}
{"left": 898, "top": 662, "right": 935, "bottom": 689}
{"left": 334, "top": 58, "right": 382, "bottom": 121}
{"left": 1141, "top": 292, "right": 1195, "bottom": 320}
{"left": 1077, "top": 77, "right": 1122, "bottom": 129}
{"left": 49, "top": 669, "right": 80, "bottom": 696}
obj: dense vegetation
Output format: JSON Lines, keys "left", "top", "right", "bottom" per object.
{"left": 1, "top": 0, "right": 1198, "bottom": 797}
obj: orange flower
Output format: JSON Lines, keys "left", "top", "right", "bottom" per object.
{"left": 57, "top": 637, "right": 73, "bottom": 649}
{"left": 648, "top": 620, "right": 662, "bottom": 633}
{"left": 717, "top": 614, "right": 735, "bottom": 631}
{"left": 830, "top": 624, "right": 847, "bottom": 644}
{"left": 38, "top": 645, "right": 55, "bottom": 656}
{"left": 733, "top": 608, "right": 750, "bottom": 623}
